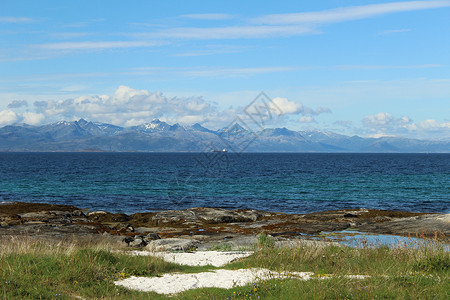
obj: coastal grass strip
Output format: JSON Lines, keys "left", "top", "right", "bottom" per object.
{"left": 226, "top": 240, "right": 449, "bottom": 276}
{"left": 0, "top": 236, "right": 448, "bottom": 299}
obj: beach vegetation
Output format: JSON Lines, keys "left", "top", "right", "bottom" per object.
{"left": 0, "top": 235, "right": 448, "bottom": 299}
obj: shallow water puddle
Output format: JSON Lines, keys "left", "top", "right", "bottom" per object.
{"left": 317, "top": 230, "right": 450, "bottom": 251}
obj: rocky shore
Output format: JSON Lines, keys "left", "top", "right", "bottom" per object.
{"left": 1, "top": 202, "right": 448, "bottom": 249}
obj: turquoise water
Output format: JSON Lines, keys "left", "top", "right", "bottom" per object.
{"left": 0, "top": 153, "right": 448, "bottom": 214}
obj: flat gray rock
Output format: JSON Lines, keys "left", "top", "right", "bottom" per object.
{"left": 146, "top": 238, "right": 200, "bottom": 252}
{"left": 151, "top": 207, "right": 262, "bottom": 226}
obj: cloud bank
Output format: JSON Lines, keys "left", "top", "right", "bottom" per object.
{"left": 360, "top": 112, "right": 450, "bottom": 140}
{"left": 1, "top": 87, "right": 448, "bottom": 140}
{"left": 0, "top": 110, "right": 18, "bottom": 126}
{"left": 0, "top": 86, "right": 319, "bottom": 130}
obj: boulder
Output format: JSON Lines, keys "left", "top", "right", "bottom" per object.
{"left": 87, "top": 211, "right": 107, "bottom": 221}
{"left": 113, "top": 223, "right": 134, "bottom": 232}
{"left": 17, "top": 211, "right": 71, "bottom": 224}
{"left": 19, "top": 212, "right": 51, "bottom": 221}
{"left": 151, "top": 207, "right": 262, "bottom": 226}
{"left": 143, "top": 233, "right": 161, "bottom": 243}
{"left": 72, "top": 210, "right": 86, "bottom": 217}
{"left": 129, "top": 238, "right": 146, "bottom": 248}
{"left": 0, "top": 214, "right": 22, "bottom": 227}
{"left": 134, "top": 227, "right": 154, "bottom": 234}
{"left": 87, "top": 211, "right": 107, "bottom": 216}
{"left": 146, "top": 238, "right": 199, "bottom": 252}
{"left": 123, "top": 236, "right": 134, "bottom": 245}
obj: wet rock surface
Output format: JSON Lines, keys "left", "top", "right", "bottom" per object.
{"left": 0, "top": 202, "right": 448, "bottom": 247}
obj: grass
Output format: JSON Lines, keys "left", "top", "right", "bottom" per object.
{"left": 0, "top": 235, "right": 448, "bottom": 299}
{"left": 208, "top": 242, "right": 233, "bottom": 251}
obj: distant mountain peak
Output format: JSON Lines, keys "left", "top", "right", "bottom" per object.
{"left": 143, "top": 123, "right": 160, "bottom": 130}
{"left": 132, "top": 119, "right": 173, "bottom": 132}
{"left": 0, "top": 118, "right": 448, "bottom": 152}
{"left": 220, "top": 122, "right": 248, "bottom": 134}
{"left": 189, "top": 123, "right": 214, "bottom": 133}
{"left": 169, "top": 123, "right": 185, "bottom": 131}
{"left": 55, "top": 120, "right": 72, "bottom": 126}
{"left": 262, "top": 127, "right": 299, "bottom": 137}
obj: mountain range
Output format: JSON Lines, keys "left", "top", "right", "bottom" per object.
{"left": 0, "top": 119, "right": 448, "bottom": 152}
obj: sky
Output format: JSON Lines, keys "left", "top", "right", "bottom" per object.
{"left": 1, "top": 0, "right": 449, "bottom": 140}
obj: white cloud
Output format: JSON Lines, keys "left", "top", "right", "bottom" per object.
{"left": 123, "top": 118, "right": 144, "bottom": 127}
{"left": 51, "top": 32, "right": 93, "bottom": 39}
{"left": 362, "top": 112, "right": 450, "bottom": 140}
{"left": 175, "top": 45, "right": 249, "bottom": 57}
{"left": 298, "top": 116, "right": 315, "bottom": 123}
{"left": 0, "top": 110, "right": 18, "bottom": 125}
{"left": 415, "top": 119, "right": 450, "bottom": 130}
{"left": 27, "top": 86, "right": 221, "bottom": 127}
{"left": 129, "top": 66, "right": 303, "bottom": 77}
{"left": 254, "top": 1, "right": 450, "bottom": 25}
{"left": 63, "top": 19, "right": 105, "bottom": 28}
{"left": 270, "top": 97, "right": 303, "bottom": 114}
{"left": 9, "top": 0, "right": 450, "bottom": 64}
{"left": 23, "top": 0, "right": 449, "bottom": 60}
{"left": 177, "top": 115, "right": 206, "bottom": 124}
{"left": 138, "top": 25, "right": 317, "bottom": 40}
{"left": 0, "top": 17, "right": 34, "bottom": 23}
{"left": 181, "top": 14, "right": 236, "bottom": 20}
{"left": 334, "top": 120, "right": 353, "bottom": 128}
{"left": 363, "top": 112, "right": 410, "bottom": 127}
{"left": 336, "top": 64, "right": 440, "bottom": 70}
{"left": 362, "top": 112, "right": 413, "bottom": 136}
{"left": 377, "top": 28, "right": 411, "bottom": 35}
{"left": 407, "top": 119, "right": 450, "bottom": 140}
{"left": 184, "top": 66, "right": 298, "bottom": 77}
{"left": 1, "top": 87, "right": 331, "bottom": 131}
{"left": 367, "top": 133, "right": 397, "bottom": 138}
{"left": 22, "top": 112, "right": 45, "bottom": 125}
{"left": 35, "top": 41, "right": 161, "bottom": 50}
{"left": 306, "top": 107, "right": 332, "bottom": 116}
{"left": 111, "top": 85, "right": 153, "bottom": 105}
{"left": 7, "top": 100, "right": 28, "bottom": 109}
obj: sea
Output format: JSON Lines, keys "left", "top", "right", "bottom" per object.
{"left": 0, "top": 153, "right": 448, "bottom": 215}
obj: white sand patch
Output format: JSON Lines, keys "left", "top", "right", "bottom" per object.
{"left": 114, "top": 268, "right": 314, "bottom": 294}
{"left": 118, "top": 250, "right": 370, "bottom": 294}
{"left": 129, "top": 250, "right": 253, "bottom": 267}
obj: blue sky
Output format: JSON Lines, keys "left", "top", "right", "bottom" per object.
{"left": 1, "top": 0, "right": 449, "bottom": 140}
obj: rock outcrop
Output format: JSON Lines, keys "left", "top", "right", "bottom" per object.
{"left": 151, "top": 207, "right": 263, "bottom": 226}
{"left": 146, "top": 238, "right": 200, "bottom": 252}
{"left": 1, "top": 202, "right": 448, "bottom": 248}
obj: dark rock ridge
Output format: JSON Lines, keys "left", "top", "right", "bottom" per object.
{"left": 1, "top": 119, "right": 449, "bottom": 152}
{"left": 1, "top": 202, "right": 448, "bottom": 249}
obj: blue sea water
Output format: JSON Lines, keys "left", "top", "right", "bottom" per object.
{"left": 0, "top": 153, "right": 448, "bottom": 215}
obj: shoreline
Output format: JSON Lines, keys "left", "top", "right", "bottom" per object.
{"left": 1, "top": 201, "right": 449, "bottom": 248}
{"left": 1, "top": 200, "right": 447, "bottom": 218}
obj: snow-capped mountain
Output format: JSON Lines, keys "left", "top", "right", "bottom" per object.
{"left": 0, "top": 119, "right": 448, "bottom": 152}
{"left": 130, "top": 119, "right": 173, "bottom": 132}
